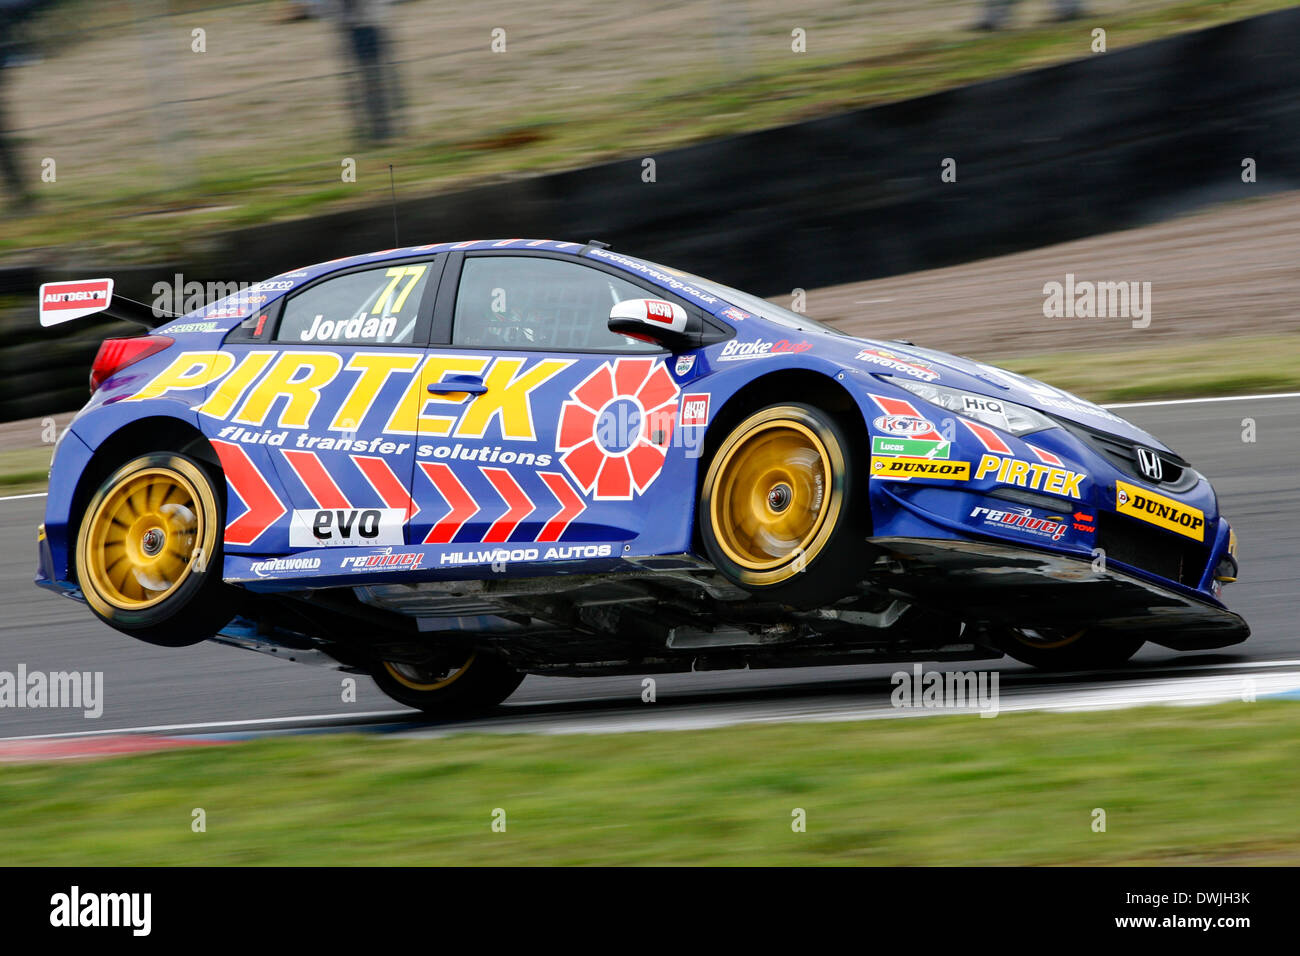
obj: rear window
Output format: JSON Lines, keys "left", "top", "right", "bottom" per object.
{"left": 277, "top": 264, "right": 432, "bottom": 345}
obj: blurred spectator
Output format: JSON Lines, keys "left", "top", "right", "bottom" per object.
{"left": 331, "top": 0, "right": 403, "bottom": 143}
{"left": 278, "top": 1, "right": 326, "bottom": 22}
{"left": 975, "top": 0, "right": 1086, "bottom": 30}
{"left": 0, "top": 0, "right": 44, "bottom": 213}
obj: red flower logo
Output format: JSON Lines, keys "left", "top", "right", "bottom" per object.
{"left": 557, "top": 358, "right": 679, "bottom": 500}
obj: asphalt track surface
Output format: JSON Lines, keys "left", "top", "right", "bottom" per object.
{"left": 1, "top": 395, "right": 1297, "bottom": 742}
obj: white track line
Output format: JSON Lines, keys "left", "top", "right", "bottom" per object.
{"left": 0, "top": 709, "right": 413, "bottom": 742}
{"left": 1102, "top": 392, "right": 1300, "bottom": 409}
{"left": 0, "top": 491, "right": 47, "bottom": 502}
{"left": 5, "top": 660, "right": 1300, "bottom": 741}
{"left": 398, "top": 670, "right": 1300, "bottom": 737}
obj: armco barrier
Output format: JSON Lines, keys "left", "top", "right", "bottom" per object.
{"left": 6, "top": 6, "right": 1299, "bottom": 422}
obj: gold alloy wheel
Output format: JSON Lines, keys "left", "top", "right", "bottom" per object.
{"left": 81, "top": 465, "right": 205, "bottom": 612}
{"left": 707, "top": 411, "right": 843, "bottom": 585}
{"left": 383, "top": 653, "right": 477, "bottom": 692}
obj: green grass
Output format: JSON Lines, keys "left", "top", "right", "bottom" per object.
{"left": 3, "top": 0, "right": 1293, "bottom": 261}
{"left": 1000, "top": 334, "right": 1300, "bottom": 403}
{"left": 0, "top": 447, "right": 52, "bottom": 496}
{"left": 3, "top": 702, "right": 1299, "bottom": 865}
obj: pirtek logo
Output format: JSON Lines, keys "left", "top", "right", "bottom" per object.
{"left": 870, "top": 456, "right": 971, "bottom": 480}
{"left": 123, "top": 350, "right": 572, "bottom": 440}
{"left": 974, "top": 454, "right": 1084, "bottom": 499}
{"left": 1115, "top": 480, "right": 1205, "bottom": 541}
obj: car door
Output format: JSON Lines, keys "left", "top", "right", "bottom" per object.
{"left": 212, "top": 256, "right": 442, "bottom": 553}
{"left": 405, "top": 251, "right": 705, "bottom": 561}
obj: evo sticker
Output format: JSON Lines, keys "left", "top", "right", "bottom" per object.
{"left": 288, "top": 508, "right": 406, "bottom": 548}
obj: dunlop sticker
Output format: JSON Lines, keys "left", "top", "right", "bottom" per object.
{"left": 870, "top": 455, "right": 970, "bottom": 481}
{"left": 1115, "top": 480, "right": 1205, "bottom": 541}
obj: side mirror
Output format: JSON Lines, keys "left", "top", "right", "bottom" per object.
{"left": 608, "top": 298, "right": 692, "bottom": 351}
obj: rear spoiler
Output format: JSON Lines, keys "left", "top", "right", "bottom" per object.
{"left": 39, "top": 278, "right": 176, "bottom": 330}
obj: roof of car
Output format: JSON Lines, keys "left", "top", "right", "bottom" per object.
{"left": 285, "top": 239, "right": 587, "bottom": 280}
{"left": 275, "top": 240, "right": 730, "bottom": 314}
{"left": 170, "top": 239, "right": 732, "bottom": 328}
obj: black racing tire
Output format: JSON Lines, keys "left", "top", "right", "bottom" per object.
{"left": 371, "top": 650, "right": 524, "bottom": 715}
{"left": 75, "top": 452, "right": 240, "bottom": 647}
{"left": 698, "top": 402, "right": 867, "bottom": 607}
{"left": 1000, "top": 628, "right": 1145, "bottom": 671}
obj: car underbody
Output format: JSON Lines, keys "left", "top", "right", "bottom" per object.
{"left": 212, "top": 536, "right": 1249, "bottom": 678}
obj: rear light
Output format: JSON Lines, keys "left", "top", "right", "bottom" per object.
{"left": 89, "top": 335, "right": 173, "bottom": 392}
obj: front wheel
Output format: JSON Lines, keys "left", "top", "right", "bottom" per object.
{"left": 371, "top": 650, "right": 524, "bottom": 715}
{"left": 75, "top": 452, "right": 238, "bottom": 647}
{"left": 999, "top": 627, "right": 1144, "bottom": 670}
{"left": 699, "top": 402, "right": 867, "bottom": 607}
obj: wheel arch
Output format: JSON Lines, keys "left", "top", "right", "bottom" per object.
{"left": 700, "top": 368, "right": 868, "bottom": 474}
{"left": 66, "top": 416, "right": 223, "bottom": 583}
{"left": 693, "top": 368, "right": 871, "bottom": 551}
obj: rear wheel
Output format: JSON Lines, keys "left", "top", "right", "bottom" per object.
{"left": 75, "top": 452, "right": 237, "bottom": 647}
{"left": 699, "top": 403, "right": 866, "bottom": 606}
{"left": 370, "top": 650, "right": 524, "bottom": 715}
{"left": 1000, "top": 627, "right": 1144, "bottom": 670}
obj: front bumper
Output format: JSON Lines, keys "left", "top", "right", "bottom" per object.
{"left": 869, "top": 536, "right": 1249, "bottom": 650}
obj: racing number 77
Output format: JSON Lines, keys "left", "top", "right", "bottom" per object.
{"left": 374, "top": 265, "right": 428, "bottom": 315}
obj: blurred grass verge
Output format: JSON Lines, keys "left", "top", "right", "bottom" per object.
{"left": 999, "top": 335, "right": 1300, "bottom": 403}
{"left": 0, "top": 446, "right": 51, "bottom": 495}
{"left": 1, "top": 701, "right": 1297, "bottom": 865}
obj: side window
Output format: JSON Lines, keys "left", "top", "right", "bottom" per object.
{"left": 277, "top": 263, "right": 432, "bottom": 345}
{"left": 452, "top": 256, "right": 661, "bottom": 352}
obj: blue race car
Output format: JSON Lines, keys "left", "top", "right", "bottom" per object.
{"left": 35, "top": 240, "right": 1246, "bottom": 713}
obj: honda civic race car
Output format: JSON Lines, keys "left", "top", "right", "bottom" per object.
{"left": 35, "top": 240, "right": 1246, "bottom": 713}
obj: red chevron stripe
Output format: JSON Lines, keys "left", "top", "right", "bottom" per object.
{"left": 481, "top": 467, "right": 536, "bottom": 543}
{"left": 281, "top": 449, "right": 351, "bottom": 508}
{"left": 418, "top": 462, "right": 479, "bottom": 544}
{"left": 212, "top": 441, "right": 287, "bottom": 547}
{"left": 537, "top": 471, "right": 585, "bottom": 542}
{"left": 1027, "top": 443, "right": 1063, "bottom": 465}
{"left": 351, "top": 454, "right": 417, "bottom": 520}
{"left": 959, "top": 419, "right": 1013, "bottom": 455}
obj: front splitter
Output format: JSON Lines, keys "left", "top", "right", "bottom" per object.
{"left": 868, "top": 537, "right": 1249, "bottom": 650}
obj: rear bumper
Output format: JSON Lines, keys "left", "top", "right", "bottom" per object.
{"left": 35, "top": 522, "right": 83, "bottom": 601}
{"left": 38, "top": 426, "right": 96, "bottom": 587}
